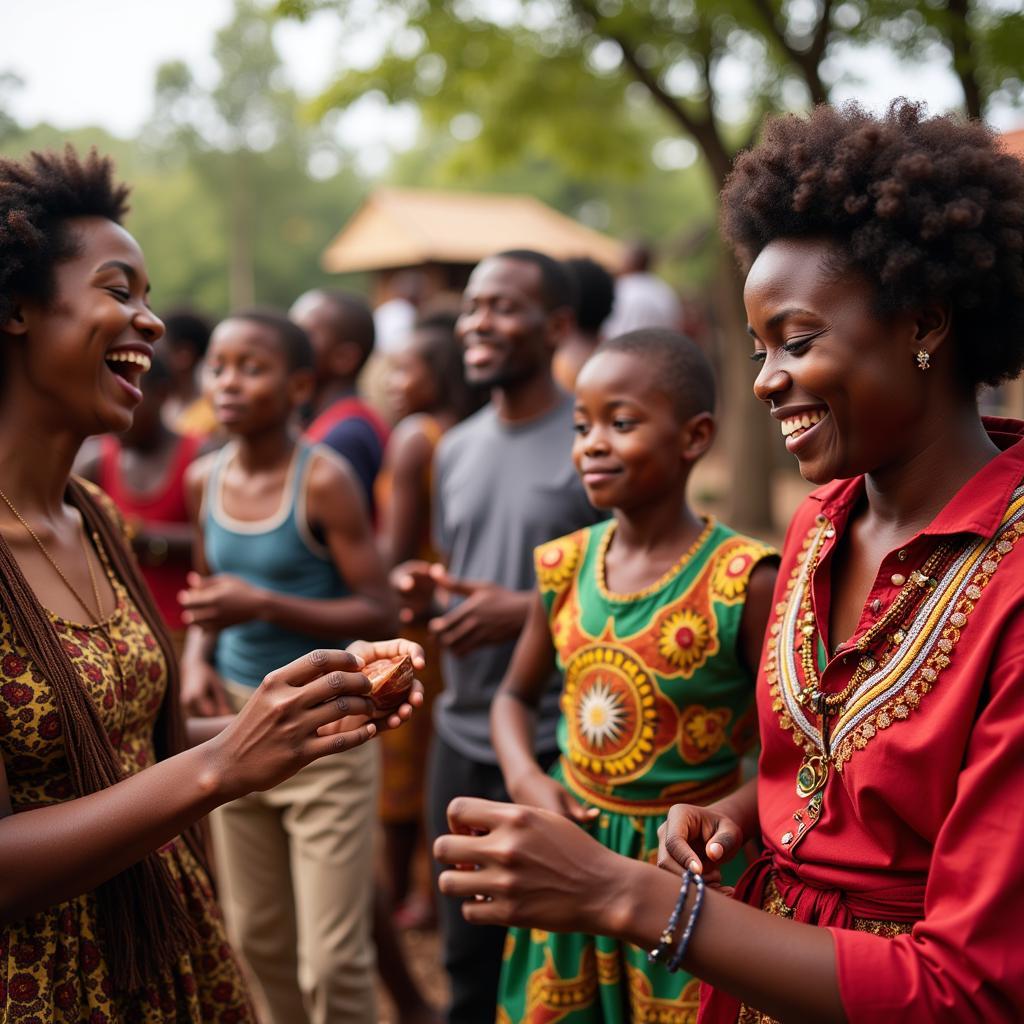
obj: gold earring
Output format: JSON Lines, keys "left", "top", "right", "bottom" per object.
{"left": 916, "top": 349, "right": 931, "bottom": 371}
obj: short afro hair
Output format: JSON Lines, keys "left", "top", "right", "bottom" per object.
{"left": 721, "top": 100, "right": 1024, "bottom": 389}
{"left": 564, "top": 257, "right": 614, "bottom": 334}
{"left": 0, "top": 146, "right": 131, "bottom": 326}
{"left": 224, "top": 308, "right": 315, "bottom": 374}
{"left": 595, "top": 328, "right": 716, "bottom": 422}
{"left": 308, "top": 289, "right": 376, "bottom": 366}
{"left": 494, "top": 249, "right": 578, "bottom": 311}
{"left": 162, "top": 309, "right": 212, "bottom": 360}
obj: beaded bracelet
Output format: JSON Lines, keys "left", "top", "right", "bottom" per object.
{"left": 667, "top": 870, "right": 705, "bottom": 973}
{"left": 646, "top": 871, "right": 691, "bottom": 965}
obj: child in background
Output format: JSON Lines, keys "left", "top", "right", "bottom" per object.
{"left": 160, "top": 308, "right": 218, "bottom": 439}
{"left": 179, "top": 310, "right": 396, "bottom": 1024}
{"left": 376, "top": 310, "right": 484, "bottom": 928}
{"left": 492, "top": 330, "right": 777, "bottom": 1023}
{"left": 80, "top": 352, "right": 200, "bottom": 651}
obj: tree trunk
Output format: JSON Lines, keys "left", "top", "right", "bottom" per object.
{"left": 946, "top": 0, "right": 984, "bottom": 119}
{"left": 228, "top": 152, "right": 255, "bottom": 309}
{"left": 712, "top": 253, "right": 775, "bottom": 535}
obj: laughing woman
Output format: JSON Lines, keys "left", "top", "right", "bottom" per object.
{"left": 433, "top": 101, "right": 1024, "bottom": 1022}
{"left": 0, "top": 147, "right": 422, "bottom": 1023}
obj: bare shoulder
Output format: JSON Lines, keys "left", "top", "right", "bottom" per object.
{"left": 184, "top": 449, "right": 220, "bottom": 506}
{"left": 387, "top": 415, "right": 435, "bottom": 473}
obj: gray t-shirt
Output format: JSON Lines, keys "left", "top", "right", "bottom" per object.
{"left": 432, "top": 394, "right": 604, "bottom": 764}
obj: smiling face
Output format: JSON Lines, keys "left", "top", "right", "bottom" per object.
{"left": 202, "top": 318, "right": 311, "bottom": 437}
{"left": 7, "top": 216, "right": 162, "bottom": 436}
{"left": 456, "top": 257, "right": 557, "bottom": 390}
{"left": 745, "top": 237, "right": 929, "bottom": 485}
{"left": 572, "top": 349, "right": 699, "bottom": 511}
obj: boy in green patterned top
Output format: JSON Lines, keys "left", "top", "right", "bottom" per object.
{"left": 491, "top": 329, "right": 778, "bottom": 1023}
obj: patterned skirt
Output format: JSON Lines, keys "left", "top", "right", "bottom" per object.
{"left": 496, "top": 761, "right": 744, "bottom": 1024}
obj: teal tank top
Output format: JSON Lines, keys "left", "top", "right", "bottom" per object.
{"left": 205, "top": 442, "right": 351, "bottom": 688}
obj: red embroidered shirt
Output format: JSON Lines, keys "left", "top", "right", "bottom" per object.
{"left": 706, "top": 418, "right": 1024, "bottom": 1022}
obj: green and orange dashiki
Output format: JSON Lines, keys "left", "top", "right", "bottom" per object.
{"left": 497, "top": 517, "right": 775, "bottom": 1024}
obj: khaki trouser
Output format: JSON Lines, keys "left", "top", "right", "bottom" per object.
{"left": 212, "top": 681, "right": 379, "bottom": 1024}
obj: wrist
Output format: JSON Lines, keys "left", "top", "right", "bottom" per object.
{"left": 253, "top": 587, "right": 274, "bottom": 623}
{"left": 195, "top": 734, "right": 235, "bottom": 806}
{"left": 596, "top": 850, "right": 650, "bottom": 941}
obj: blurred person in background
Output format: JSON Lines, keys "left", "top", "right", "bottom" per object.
{"left": 160, "top": 308, "right": 218, "bottom": 438}
{"left": 602, "top": 241, "right": 682, "bottom": 338}
{"left": 376, "top": 309, "right": 485, "bottom": 928}
{"left": 553, "top": 256, "right": 614, "bottom": 391}
{"left": 180, "top": 309, "right": 398, "bottom": 1024}
{"left": 391, "top": 250, "right": 605, "bottom": 1023}
{"left": 291, "top": 288, "right": 390, "bottom": 520}
{"left": 80, "top": 352, "right": 200, "bottom": 653}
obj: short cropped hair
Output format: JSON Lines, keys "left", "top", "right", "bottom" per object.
{"left": 0, "top": 146, "right": 130, "bottom": 325}
{"left": 720, "top": 100, "right": 1024, "bottom": 389}
{"left": 494, "top": 249, "right": 578, "bottom": 311}
{"left": 162, "top": 309, "right": 211, "bottom": 360}
{"left": 597, "top": 328, "right": 715, "bottom": 420}
{"left": 310, "top": 289, "right": 375, "bottom": 365}
{"left": 564, "top": 257, "right": 614, "bottom": 334}
{"left": 228, "top": 308, "right": 315, "bottom": 373}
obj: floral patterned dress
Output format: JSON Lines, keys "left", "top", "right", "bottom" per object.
{"left": 0, "top": 528, "right": 254, "bottom": 1022}
{"left": 497, "top": 518, "right": 775, "bottom": 1024}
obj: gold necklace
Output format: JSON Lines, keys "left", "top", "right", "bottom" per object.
{"left": 0, "top": 487, "right": 105, "bottom": 624}
{"left": 792, "top": 522, "right": 951, "bottom": 800}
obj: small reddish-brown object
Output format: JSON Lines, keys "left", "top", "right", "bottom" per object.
{"left": 364, "top": 654, "right": 414, "bottom": 711}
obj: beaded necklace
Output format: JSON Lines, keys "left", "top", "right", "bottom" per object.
{"left": 791, "top": 522, "right": 953, "bottom": 800}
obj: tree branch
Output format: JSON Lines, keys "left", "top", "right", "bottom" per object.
{"left": 945, "top": 0, "right": 984, "bottom": 118}
{"left": 566, "top": 0, "right": 734, "bottom": 186}
{"left": 748, "top": 0, "right": 833, "bottom": 105}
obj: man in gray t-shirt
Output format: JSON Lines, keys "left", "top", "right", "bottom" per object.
{"left": 392, "top": 250, "right": 603, "bottom": 1024}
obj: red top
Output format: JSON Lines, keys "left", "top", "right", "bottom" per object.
{"left": 701, "top": 418, "right": 1024, "bottom": 1023}
{"left": 97, "top": 433, "right": 201, "bottom": 629}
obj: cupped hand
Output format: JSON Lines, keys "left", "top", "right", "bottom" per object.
{"left": 342, "top": 638, "right": 427, "bottom": 731}
{"left": 179, "top": 571, "right": 266, "bottom": 629}
{"left": 656, "top": 802, "right": 744, "bottom": 888}
{"left": 433, "top": 798, "right": 624, "bottom": 934}
{"left": 508, "top": 770, "right": 600, "bottom": 825}
{"left": 208, "top": 647, "right": 378, "bottom": 799}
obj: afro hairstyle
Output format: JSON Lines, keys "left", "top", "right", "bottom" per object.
{"left": 720, "top": 100, "right": 1024, "bottom": 389}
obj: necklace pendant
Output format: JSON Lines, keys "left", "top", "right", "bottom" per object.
{"left": 796, "top": 755, "right": 828, "bottom": 799}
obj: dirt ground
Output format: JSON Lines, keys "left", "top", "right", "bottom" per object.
{"left": 378, "top": 923, "right": 448, "bottom": 1024}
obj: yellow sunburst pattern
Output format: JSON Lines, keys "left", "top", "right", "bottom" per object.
{"left": 710, "top": 540, "right": 773, "bottom": 604}
{"left": 536, "top": 534, "right": 583, "bottom": 593}
{"left": 657, "top": 608, "right": 712, "bottom": 677}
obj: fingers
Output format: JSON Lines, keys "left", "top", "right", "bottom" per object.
{"left": 706, "top": 822, "right": 741, "bottom": 862}
{"left": 303, "top": 721, "right": 377, "bottom": 761}
{"left": 347, "top": 638, "right": 427, "bottom": 672}
{"left": 445, "top": 796, "right": 519, "bottom": 837}
{"left": 428, "top": 564, "right": 481, "bottom": 596}
{"left": 309, "top": 692, "right": 376, "bottom": 728}
{"left": 301, "top": 668, "right": 373, "bottom": 709}
{"left": 262, "top": 648, "right": 366, "bottom": 689}
{"left": 564, "top": 795, "right": 601, "bottom": 824}
{"left": 657, "top": 808, "right": 703, "bottom": 875}
{"left": 390, "top": 561, "right": 434, "bottom": 593}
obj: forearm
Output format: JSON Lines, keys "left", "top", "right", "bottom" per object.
{"left": 491, "top": 690, "right": 542, "bottom": 793}
{"left": 185, "top": 715, "right": 234, "bottom": 747}
{"left": 604, "top": 857, "right": 844, "bottom": 1022}
{"left": 258, "top": 589, "right": 397, "bottom": 640}
{"left": 0, "top": 740, "right": 230, "bottom": 923}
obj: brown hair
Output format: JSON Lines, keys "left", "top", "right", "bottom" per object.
{"left": 0, "top": 479, "right": 203, "bottom": 989}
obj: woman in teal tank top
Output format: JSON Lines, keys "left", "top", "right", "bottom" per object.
{"left": 179, "top": 311, "right": 398, "bottom": 1024}
{"left": 204, "top": 440, "right": 353, "bottom": 689}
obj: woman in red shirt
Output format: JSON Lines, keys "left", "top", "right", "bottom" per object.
{"left": 433, "top": 101, "right": 1024, "bottom": 1022}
